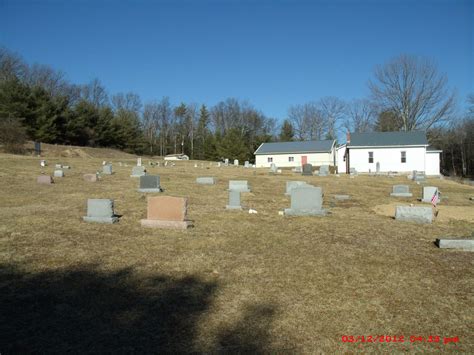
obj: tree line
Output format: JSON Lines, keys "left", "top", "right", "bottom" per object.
{"left": 0, "top": 47, "right": 472, "bottom": 175}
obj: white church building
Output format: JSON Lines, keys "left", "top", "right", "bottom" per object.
{"left": 336, "top": 131, "right": 441, "bottom": 175}
{"left": 254, "top": 140, "right": 336, "bottom": 168}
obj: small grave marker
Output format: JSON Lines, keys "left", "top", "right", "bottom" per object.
{"left": 102, "top": 164, "right": 113, "bottom": 175}
{"left": 83, "top": 173, "right": 98, "bottom": 182}
{"left": 302, "top": 164, "right": 313, "bottom": 176}
{"left": 390, "top": 185, "right": 413, "bottom": 197}
{"left": 54, "top": 170, "right": 64, "bottom": 178}
{"left": 436, "top": 239, "right": 474, "bottom": 250}
{"left": 196, "top": 177, "right": 216, "bottom": 185}
{"left": 83, "top": 199, "right": 119, "bottom": 224}
{"left": 395, "top": 206, "right": 433, "bottom": 224}
{"left": 422, "top": 186, "right": 440, "bottom": 203}
{"left": 234, "top": 159, "right": 239, "bottom": 166}
{"left": 226, "top": 190, "right": 242, "bottom": 210}
{"left": 131, "top": 166, "right": 146, "bottom": 177}
{"left": 138, "top": 175, "right": 162, "bottom": 192}
{"left": 37, "top": 175, "right": 53, "bottom": 185}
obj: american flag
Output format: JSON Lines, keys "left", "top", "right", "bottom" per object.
{"left": 431, "top": 189, "right": 439, "bottom": 207}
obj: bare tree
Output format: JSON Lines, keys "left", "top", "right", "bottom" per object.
{"left": 369, "top": 54, "right": 456, "bottom": 131}
{"left": 317, "top": 97, "right": 346, "bottom": 139}
{"left": 81, "top": 78, "right": 109, "bottom": 108}
{"left": 288, "top": 102, "right": 325, "bottom": 140}
{"left": 0, "top": 47, "right": 27, "bottom": 82}
{"left": 344, "top": 99, "right": 375, "bottom": 133}
{"left": 111, "top": 92, "right": 142, "bottom": 114}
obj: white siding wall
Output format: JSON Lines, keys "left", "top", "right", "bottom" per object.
{"left": 255, "top": 152, "right": 334, "bottom": 168}
{"left": 425, "top": 152, "right": 441, "bottom": 175}
{"left": 348, "top": 146, "right": 426, "bottom": 173}
{"left": 336, "top": 145, "right": 346, "bottom": 173}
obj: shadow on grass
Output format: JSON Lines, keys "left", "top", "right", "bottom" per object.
{"left": 0, "top": 263, "right": 288, "bottom": 353}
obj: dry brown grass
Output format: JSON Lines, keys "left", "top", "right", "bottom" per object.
{"left": 1, "top": 150, "right": 473, "bottom": 353}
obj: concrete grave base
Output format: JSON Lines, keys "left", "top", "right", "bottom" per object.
{"left": 37, "top": 175, "right": 54, "bottom": 184}
{"left": 138, "top": 188, "right": 163, "bottom": 193}
{"left": 226, "top": 205, "right": 243, "bottom": 210}
{"left": 436, "top": 239, "right": 474, "bottom": 250}
{"left": 284, "top": 208, "right": 327, "bottom": 216}
{"left": 141, "top": 219, "right": 192, "bottom": 229}
{"left": 82, "top": 216, "right": 119, "bottom": 224}
{"left": 334, "top": 195, "right": 350, "bottom": 200}
{"left": 390, "top": 193, "right": 413, "bottom": 197}
{"left": 395, "top": 206, "right": 433, "bottom": 224}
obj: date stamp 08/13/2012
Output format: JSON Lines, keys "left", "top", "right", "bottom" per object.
{"left": 341, "top": 335, "right": 460, "bottom": 345}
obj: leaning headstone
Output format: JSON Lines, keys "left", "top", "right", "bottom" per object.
{"left": 82, "top": 199, "right": 119, "bottom": 224}
{"left": 269, "top": 163, "right": 277, "bottom": 174}
{"left": 37, "top": 175, "right": 53, "bottom": 185}
{"left": 141, "top": 196, "right": 192, "bottom": 229}
{"left": 319, "top": 165, "right": 329, "bottom": 176}
{"left": 83, "top": 173, "right": 98, "bottom": 182}
{"left": 436, "top": 239, "right": 474, "bottom": 250}
{"left": 395, "top": 206, "right": 433, "bottom": 224}
{"left": 229, "top": 180, "right": 250, "bottom": 192}
{"left": 234, "top": 159, "right": 239, "bottom": 166}
{"left": 244, "top": 161, "right": 250, "bottom": 168}
{"left": 102, "top": 164, "right": 113, "bottom": 175}
{"left": 137, "top": 157, "right": 142, "bottom": 166}
{"left": 226, "top": 190, "right": 242, "bottom": 210}
{"left": 302, "top": 164, "right": 313, "bottom": 176}
{"left": 422, "top": 186, "right": 440, "bottom": 203}
{"left": 196, "top": 177, "right": 216, "bottom": 185}
{"left": 390, "top": 185, "right": 413, "bottom": 197}
{"left": 54, "top": 170, "right": 64, "bottom": 178}
{"left": 334, "top": 195, "right": 350, "bottom": 201}
{"left": 131, "top": 166, "right": 146, "bottom": 177}
{"left": 285, "top": 181, "right": 309, "bottom": 195}
{"left": 284, "top": 186, "right": 327, "bottom": 216}
{"left": 138, "top": 175, "right": 162, "bottom": 192}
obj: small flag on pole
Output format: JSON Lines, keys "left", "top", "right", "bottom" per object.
{"left": 431, "top": 189, "right": 439, "bottom": 207}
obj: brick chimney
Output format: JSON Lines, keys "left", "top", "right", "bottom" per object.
{"left": 346, "top": 132, "right": 351, "bottom": 144}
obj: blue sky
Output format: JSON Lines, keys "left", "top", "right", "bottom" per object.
{"left": 1, "top": 0, "right": 472, "bottom": 120}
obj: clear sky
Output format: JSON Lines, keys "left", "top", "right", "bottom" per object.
{"left": 1, "top": 0, "right": 472, "bottom": 121}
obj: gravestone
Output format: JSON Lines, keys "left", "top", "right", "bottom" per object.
{"left": 62, "top": 165, "right": 70, "bottom": 169}
{"left": 244, "top": 161, "right": 250, "bottom": 168}
{"left": 54, "top": 170, "right": 64, "bottom": 178}
{"left": 141, "top": 196, "right": 192, "bottom": 229}
{"left": 83, "top": 173, "right": 98, "bottom": 182}
{"left": 376, "top": 162, "right": 380, "bottom": 174}
{"left": 334, "top": 195, "right": 350, "bottom": 201}
{"left": 395, "top": 206, "right": 433, "bottom": 224}
{"left": 436, "top": 239, "right": 474, "bottom": 250}
{"left": 293, "top": 166, "right": 302, "bottom": 173}
{"left": 284, "top": 186, "right": 327, "bottom": 216}
{"left": 319, "top": 165, "right": 329, "bottom": 176}
{"left": 422, "top": 186, "right": 440, "bottom": 203}
{"left": 55, "top": 164, "right": 62, "bottom": 169}
{"left": 34, "top": 141, "right": 41, "bottom": 155}
{"left": 131, "top": 166, "right": 146, "bottom": 177}
{"left": 82, "top": 199, "right": 119, "bottom": 224}
{"left": 269, "top": 163, "right": 277, "bottom": 174}
{"left": 196, "top": 177, "right": 216, "bottom": 185}
{"left": 37, "top": 175, "right": 53, "bottom": 184}
{"left": 412, "top": 170, "right": 426, "bottom": 182}
{"left": 194, "top": 163, "right": 198, "bottom": 168}
{"left": 40, "top": 160, "right": 47, "bottom": 167}
{"left": 349, "top": 167, "right": 357, "bottom": 176}
{"left": 229, "top": 180, "right": 250, "bottom": 192}
{"left": 224, "top": 158, "right": 229, "bottom": 166}
{"left": 226, "top": 190, "right": 242, "bottom": 210}
{"left": 285, "top": 181, "right": 309, "bottom": 195}
{"left": 139, "top": 175, "right": 162, "bottom": 192}
{"left": 217, "top": 162, "right": 221, "bottom": 168}
{"left": 390, "top": 185, "right": 413, "bottom": 197}
{"left": 102, "top": 164, "right": 113, "bottom": 175}
{"left": 137, "top": 157, "right": 142, "bottom": 166}
{"left": 234, "top": 159, "right": 239, "bottom": 166}
{"left": 302, "top": 164, "right": 313, "bottom": 176}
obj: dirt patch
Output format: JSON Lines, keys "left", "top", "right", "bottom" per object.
{"left": 373, "top": 202, "right": 474, "bottom": 223}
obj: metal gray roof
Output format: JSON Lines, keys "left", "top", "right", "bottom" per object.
{"left": 255, "top": 140, "right": 335, "bottom": 154}
{"left": 347, "top": 131, "right": 428, "bottom": 147}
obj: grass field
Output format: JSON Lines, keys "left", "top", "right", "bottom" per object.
{"left": 1, "top": 147, "right": 473, "bottom": 353}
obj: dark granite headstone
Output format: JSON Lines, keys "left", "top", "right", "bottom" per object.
{"left": 302, "top": 164, "right": 313, "bottom": 176}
